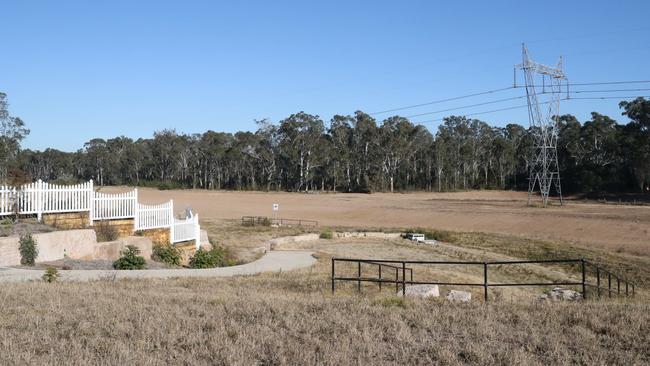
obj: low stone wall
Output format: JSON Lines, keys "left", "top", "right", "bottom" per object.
{"left": 43, "top": 212, "right": 90, "bottom": 230}
{"left": 0, "top": 229, "right": 97, "bottom": 266}
{"left": 90, "top": 236, "right": 153, "bottom": 261}
{"left": 334, "top": 232, "right": 402, "bottom": 240}
{"left": 138, "top": 227, "right": 170, "bottom": 245}
{"left": 94, "top": 218, "right": 136, "bottom": 238}
{"left": 0, "top": 230, "right": 154, "bottom": 266}
{"left": 260, "top": 231, "right": 403, "bottom": 253}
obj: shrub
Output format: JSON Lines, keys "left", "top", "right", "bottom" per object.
{"left": 42, "top": 267, "right": 60, "bottom": 283}
{"left": 113, "top": 245, "right": 147, "bottom": 270}
{"left": 0, "top": 218, "right": 12, "bottom": 237}
{"left": 19, "top": 233, "right": 38, "bottom": 266}
{"left": 151, "top": 243, "right": 182, "bottom": 266}
{"left": 95, "top": 220, "right": 119, "bottom": 242}
{"left": 188, "top": 248, "right": 217, "bottom": 269}
{"left": 319, "top": 230, "right": 333, "bottom": 239}
{"left": 188, "top": 246, "right": 233, "bottom": 269}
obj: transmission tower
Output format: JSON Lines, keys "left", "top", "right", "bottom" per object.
{"left": 516, "top": 44, "right": 566, "bottom": 207}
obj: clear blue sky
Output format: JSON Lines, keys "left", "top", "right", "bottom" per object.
{"left": 2, "top": 0, "right": 649, "bottom": 152}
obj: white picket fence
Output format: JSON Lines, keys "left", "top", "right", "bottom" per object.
{"left": 92, "top": 190, "right": 137, "bottom": 221}
{"left": 1, "top": 181, "right": 93, "bottom": 219}
{"left": 0, "top": 180, "right": 201, "bottom": 247}
{"left": 135, "top": 201, "right": 173, "bottom": 230}
{"left": 172, "top": 213, "right": 201, "bottom": 250}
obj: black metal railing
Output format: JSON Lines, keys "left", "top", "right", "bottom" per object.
{"left": 331, "top": 258, "right": 636, "bottom": 301}
{"left": 241, "top": 216, "right": 318, "bottom": 227}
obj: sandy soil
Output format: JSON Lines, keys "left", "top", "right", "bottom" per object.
{"left": 102, "top": 187, "right": 650, "bottom": 255}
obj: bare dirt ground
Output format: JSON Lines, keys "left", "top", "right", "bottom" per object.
{"left": 121, "top": 188, "right": 650, "bottom": 256}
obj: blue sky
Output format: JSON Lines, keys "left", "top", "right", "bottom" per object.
{"left": 2, "top": 1, "right": 649, "bottom": 152}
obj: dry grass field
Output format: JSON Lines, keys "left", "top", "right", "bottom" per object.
{"left": 127, "top": 188, "right": 650, "bottom": 256}
{"left": 2, "top": 189, "right": 649, "bottom": 364}
{"left": 0, "top": 255, "right": 648, "bottom": 365}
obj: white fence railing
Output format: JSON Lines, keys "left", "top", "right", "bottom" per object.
{"left": 1, "top": 180, "right": 93, "bottom": 219}
{"left": 172, "top": 213, "right": 201, "bottom": 249}
{"left": 135, "top": 201, "right": 173, "bottom": 230}
{"left": 0, "top": 185, "right": 17, "bottom": 216}
{"left": 0, "top": 180, "right": 201, "bottom": 247}
{"left": 92, "top": 190, "right": 137, "bottom": 221}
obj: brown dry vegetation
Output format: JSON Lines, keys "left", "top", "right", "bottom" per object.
{"left": 2, "top": 190, "right": 649, "bottom": 364}
{"left": 128, "top": 188, "right": 650, "bottom": 256}
{"left": 0, "top": 274, "right": 648, "bottom": 365}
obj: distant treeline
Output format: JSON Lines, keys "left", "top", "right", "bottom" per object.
{"left": 1, "top": 92, "right": 649, "bottom": 194}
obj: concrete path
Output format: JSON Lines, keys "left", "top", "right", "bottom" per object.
{"left": 0, "top": 250, "right": 317, "bottom": 283}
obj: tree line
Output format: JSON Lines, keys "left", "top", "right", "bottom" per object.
{"left": 2, "top": 92, "right": 649, "bottom": 194}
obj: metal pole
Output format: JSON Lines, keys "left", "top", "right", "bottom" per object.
{"left": 483, "top": 262, "right": 488, "bottom": 302}
{"left": 379, "top": 265, "right": 382, "bottom": 292}
{"left": 394, "top": 268, "right": 398, "bottom": 293}
{"left": 581, "top": 259, "right": 586, "bottom": 300}
{"left": 357, "top": 262, "right": 361, "bottom": 293}
{"left": 625, "top": 282, "right": 628, "bottom": 297}
{"left": 402, "top": 262, "right": 406, "bottom": 296}
{"left": 596, "top": 267, "right": 601, "bottom": 299}
{"left": 331, "top": 259, "right": 335, "bottom": 293}
{"left": 608, "top": 273, "right": 612, "bottom": 298}
{"left": 617, "top": 278, "right": 620, "bottom": 295}
{"left": 632, "top": 284, "right": 635, "bottom": 297}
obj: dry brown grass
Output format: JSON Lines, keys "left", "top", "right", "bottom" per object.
{"left": 2, "top": 212, "right": 648, "bottom": 364}
{"left": 121, "top": 188, "right": 650, "bottom": 256}
{"left": 0, "top": 273, "right": 648, "bottom": 365}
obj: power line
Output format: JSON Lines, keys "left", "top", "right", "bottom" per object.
{"left": 369, "top": 86, "right": 514, "bottom": 115}
{"left": 515, "top": 80, "right": 650, "bottom": 88}
{"left": 413, "top": 95, "right": 649, "bottom": 124}
{"left": 567, "top": 95, "right": 650, "bottom": 100}
{"left": 399, "top": 90, "right": 648, "bottom": 120}
{"left": 402, "top": 96, "right": 527, "bottom": 118}
{"left": 570, "top": 88, "right": 650, "bottom": 94}
{"left": 370, "top": 80, "right": 650, "bottom": 117}
{"left": 415, "top": 102, "right": 548, "bottom": 124}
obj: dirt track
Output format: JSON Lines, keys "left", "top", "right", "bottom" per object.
{"left": 110, "top": 188, "right": 649, "bottom": 255}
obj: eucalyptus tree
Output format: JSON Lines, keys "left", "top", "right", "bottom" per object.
{"left": 276, "top": 112, "right": 325, "bottom": 191}
{"left": 0, "top": 93, "right": 29, "bottom": 183}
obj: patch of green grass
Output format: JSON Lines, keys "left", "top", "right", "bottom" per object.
{"left": 319, "top": 230, "right": 333, "bottom": 239}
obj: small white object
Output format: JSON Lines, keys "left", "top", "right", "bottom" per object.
{"left": 272, "top": 203, "right": 279, "bottom": 211}
{"left": 446, "top": 290, "right": 472, "bottom": 302}
{"left": 405, "top": 233, "right": 425, "bottom": 242}
{"left": 400, "top": 284, "right": 440, "bottom": 298}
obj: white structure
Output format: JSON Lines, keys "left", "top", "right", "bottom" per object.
{"left": 0, "top": 180, "right": 201, "bottom": 248}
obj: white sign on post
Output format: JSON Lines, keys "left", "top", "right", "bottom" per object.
{"left": 272, "top": 203, "right": 279, "bottom": 224}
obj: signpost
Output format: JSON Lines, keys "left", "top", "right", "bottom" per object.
{"left": 272, "top": 203, "right": 279, "bottom": 222}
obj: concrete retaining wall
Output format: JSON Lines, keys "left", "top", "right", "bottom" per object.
{"left": 0, "top": 230, "right": 154, "bottom": 266}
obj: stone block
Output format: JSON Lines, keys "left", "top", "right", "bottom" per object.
{"left": 399, "top": 284, "right": 440, "bottom": 298}
{"left": 446, "top": 290, "right": 472, "bottom": 302}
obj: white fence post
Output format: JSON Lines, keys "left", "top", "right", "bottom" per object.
{"left": 195, "top": 214, "right": 201, "bottom": 250}
{"left": 88, "top": 180, "right": 94, "bottom": 226}
{"left": 169, "top": 199, "right": 174, "bottom": 245}
{"left": 36, "top": 179, "right": 43, "bottom": 222}
{"left": 133, "top": 188, "right": 139, "bottom": 231}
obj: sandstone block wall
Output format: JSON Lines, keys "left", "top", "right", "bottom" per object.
{"left": 43, "top": 212, "right": 90, "bottom": 230}
{"left": 138, "top": 228, "right": 170, "bottom": 245}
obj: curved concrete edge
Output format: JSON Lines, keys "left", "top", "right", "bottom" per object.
{"left": 0, "top": 250, "right": 317, "bottom": 283}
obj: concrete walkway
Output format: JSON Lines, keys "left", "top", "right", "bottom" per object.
{"left": 0, "top": 250, "right": 317, "bottom": 283}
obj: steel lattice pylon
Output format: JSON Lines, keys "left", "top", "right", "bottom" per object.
{"left": 516, "top": 44, "right": 566, "bottom": 207}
